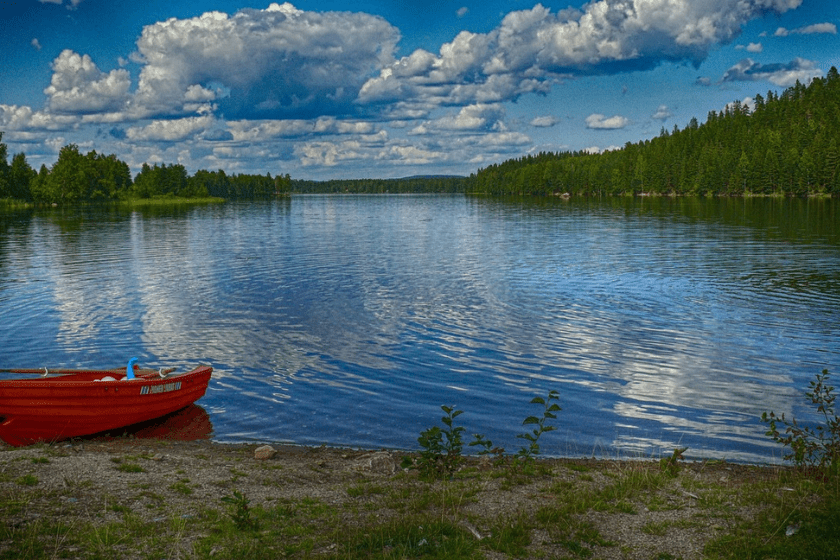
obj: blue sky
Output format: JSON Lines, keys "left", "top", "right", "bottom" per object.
{"left": 1, "top": 0, "right": 837, "bottom": 180}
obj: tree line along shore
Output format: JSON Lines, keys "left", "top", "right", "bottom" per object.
{"left": 2, "top": 67, "right": 839, "bottom": 205}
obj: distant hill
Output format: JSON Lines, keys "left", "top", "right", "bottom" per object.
{"left": 290, "top": 175, "right": 469, "bottom": 194}
{"left": 469, "top": 67, "right": 840, "bottom": 198}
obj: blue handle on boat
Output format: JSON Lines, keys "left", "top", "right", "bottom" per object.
{"left": 126, "top": 357, "right": 138, "bottom": 380}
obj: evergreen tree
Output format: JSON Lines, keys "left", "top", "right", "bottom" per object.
{"left": 469, "top": 66, "right": 840, "bottom": 198}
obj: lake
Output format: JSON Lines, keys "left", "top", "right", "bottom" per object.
{"left": 1, "top": 195, "right": 838, "bottom": 463}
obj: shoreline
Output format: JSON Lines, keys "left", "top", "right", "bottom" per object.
{"left": 1, "top": 436, "right": 822, "bottom": 559}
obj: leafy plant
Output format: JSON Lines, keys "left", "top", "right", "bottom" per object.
{"left": 469, "top": 433, "right": 507, "bottom": 466}
{"left": 221, "top": 491, "right": 258, "bottom": 531}
{"left": 659, "top": 447, "right": 687, "bottom": 477}
{"left": 762, "top": 369, "right": 840, "bottom": 476}
{"left": 515, "top": 390, "right": 561, "bottom": 466}
{"left": 406, "top": 405, "right": 466, "bottom": 479}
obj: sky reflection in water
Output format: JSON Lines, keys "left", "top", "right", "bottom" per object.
{"left": 0, "top": 196, "right": 838, "bottom": 463}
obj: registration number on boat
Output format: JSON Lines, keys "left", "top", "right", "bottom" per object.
{"left": 140, "top": 382, "right": 182, "bottom": 395}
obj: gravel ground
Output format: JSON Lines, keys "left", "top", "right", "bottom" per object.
{"left": 0, "top": 437, "right": 791, "bottom": 559}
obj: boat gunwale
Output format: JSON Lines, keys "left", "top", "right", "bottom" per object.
{"left": 0, "top": 366, "right": 211, "bottom": 388}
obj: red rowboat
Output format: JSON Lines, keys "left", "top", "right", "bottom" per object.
{"left": 0, "top": 363, "right": 212, "bottom": 447}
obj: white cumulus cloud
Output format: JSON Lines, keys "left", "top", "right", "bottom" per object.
{"left": 737, "top": 42, "right": 763, "bottom": 52}
{"left": 530, "top": 115, "right": 559, "bottom": 127}
{"left": 652, "top": 105, "right": 672, "bottom": 121}
{"left": 358, "top": 0, "right": 803, "bottom": 116}
{"left": 131, "top": 3, "right": 399, "bottom": 119}
{"left": 721, "top": 57, "right": 821, "bottom": 86}
{"left": 775, "top": 23, "right": 837, "bottom": 36}
{"left": 585, "top": 113, "right": 630, "bottom": 129}
{"left": 126, "top": 115, "right": 215, "bottom": 142}
{"left": 43, "top": 50, "right": 131, "bottom": 114}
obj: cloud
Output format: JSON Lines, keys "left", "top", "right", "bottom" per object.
{"left": 584, "top": 145, "right": 622, "bottom": 154}
{"left": 0, "top": 103, "right": 79, "bottom": 132}
{"left": 530, "top": 115, "right": 559, "bottom": 127}
{"left": 652, "top": 105, "right": 672, "bottom": 121}
{"left": 585, "top": 113, "right": 630, "bottom": 129}
{"left": 736, "top": 42, "right": 763, "bottom": 52}
{"left": 43, "top": 50, "right": 131, "bottom": 114}
{"left": 445, "top": 104, "right": 506, "bottom": 131}
{"left": 775, "top": 23, "right": 837, "bottom": 36}
{"left": 7, "top": 1, "right": 814, "bottom": 178}
{"left": 38, "top": 0, "right": 84, "bottom": 9}
{"left": 726, "top": 97, "right": 754, "bottom": 112}
{"left": 457, "top": 7, "right": 468, "bottom": 19}
{"left": 130, "top": 3, "right": 399, "bottom": 120}
{"left": 202, "top": 129, "right": 234, "bottom": 142}
{"left": 225, "top": 118, "right": 377, "bottom": 143}
{"left": 409, "top": 103, "right": 507, "bottom": 136}
{"left": 31, "top": 38, "right": 42, "bottom": 51}
{"left": 721, "top": 57, "right": 821, "bottom": 86}
{"left": 34, "top": 1, "right": 807, "bottom": 125}
{"left": 125, "top": 115, "right": 215, "bottom": 142}
{"left": 358, "top": 0, "right": 802, "bottom": 115}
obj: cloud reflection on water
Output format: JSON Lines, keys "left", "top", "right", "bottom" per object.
{"left": 2, "top": 197, "right": 837, "bottom": 462}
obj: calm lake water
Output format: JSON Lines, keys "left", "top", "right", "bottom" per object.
{"left": 1, "top": 195, "right": 838, "bottom": 463}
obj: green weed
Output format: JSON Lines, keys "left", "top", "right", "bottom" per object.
{"left": 221, "top": 490, "right": 258, "bottom": 531}
{"left": 660, "top": 447, "right": 688, "bottom": 477}
{"left": 515, "top": 389, "right": 562, "bottom": 466}
{"left": 169, "top": 480, "right": 193, "bottom": 495}
{"left": 115, "top": 462, "right": 144, "bottom": 473}
{"left": 15, "top": 474, "right": 38, "bottom": 487}
{"left": 762, "top": 368, "right": 840, "bottom": 477}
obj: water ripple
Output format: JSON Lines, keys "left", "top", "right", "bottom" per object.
{"left": 1, "top": 198, "right": 838, "bottom": 462}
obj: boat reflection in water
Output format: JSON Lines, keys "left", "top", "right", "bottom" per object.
{"left": 90, "top": 404, "right": 213, "bottom": 442}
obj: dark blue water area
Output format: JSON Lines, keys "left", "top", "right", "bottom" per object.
{"left": 1, "top": 196, "right": 839, "bottom": 464}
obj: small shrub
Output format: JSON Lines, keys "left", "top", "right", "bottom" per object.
{"left": 762, "top": 369, "right": 839, "bottom": 476}
{"left": 221, "top": 490, "right": 258, "bottom": 531}
{"left": 404, "top": 405, "right": 466, "bottom": 479}
{"left": 515, "top": 390, "right": 561, "bottom": 467}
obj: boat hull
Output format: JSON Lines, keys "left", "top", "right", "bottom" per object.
{"left": 0, "top": 366, "right": 212, "bottom": 446}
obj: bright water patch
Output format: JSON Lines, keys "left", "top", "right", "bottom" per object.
{"left": 1, "top": 196, "right": 838, "bottom": 463}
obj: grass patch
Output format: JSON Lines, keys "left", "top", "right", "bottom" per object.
{"left": 345, "top": 516, "right": 481, "bottom": 559}
{"left": 485, "top": 516, "right": 532, "bottom": 556}
{"left": 347, "top": 482, "right": 386, "bottom": 498}
{"left": 115, "top": 462, "right": 145, "bottom": 473}
{"left": 169, "top": 480, "right": 193, "bottom": 495}
{"left": 15, "top": 475, "right": 38, "bottom": 487}
{"left": 641, "top": 521, "right": 670, "bottom": 536}
{"left": 704, "top": 477, "right": 840, "bottom": 559}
